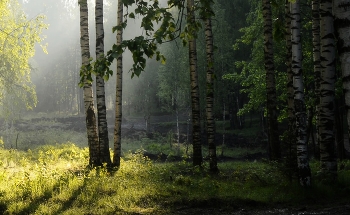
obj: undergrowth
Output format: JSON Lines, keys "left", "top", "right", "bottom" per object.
{"left": 0, "top": 143, "right": 349, "bottom": 214}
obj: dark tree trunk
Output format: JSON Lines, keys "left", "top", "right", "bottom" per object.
{"left": 262, "top": 0, "right": 280, "bottom": 161}
{"left": 187, "top": 0, "right": 202, "bottom": 166}
{"left": 319, "top": 0, "right": 337, "bottom": 178}
{"left": 95, "top": 0, "right": 111, "bottom": 166}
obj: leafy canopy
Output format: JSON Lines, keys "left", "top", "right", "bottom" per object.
{"left": 79, "top": 0, "right": 213, "bottom": 86}
{"left": 0, "top": 0, "right": 47, "bottom": 114}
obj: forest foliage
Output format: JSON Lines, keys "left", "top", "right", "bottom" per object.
{"left": 0, "top": 0, "right": 47, "bottom": 117}
{"left": 1, "top": 0, "right": 350, "bottom": 212}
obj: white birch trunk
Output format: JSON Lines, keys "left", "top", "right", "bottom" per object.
{"left": 291, "top": 0, "right": 311, "bottom": 186}
{"left": 95, "top": 0, "right": 111, "bottom": 165}
{"left": 79, "top": 0, "right": 99, "bottom": 166}
{"left": 113, "top": 0, "right": 123, "bottom": 168}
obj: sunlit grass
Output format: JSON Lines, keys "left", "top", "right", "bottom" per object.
{"left": 0, "top": 143, "right": 349, "bottom": 214}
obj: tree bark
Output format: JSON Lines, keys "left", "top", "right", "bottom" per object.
{"left": 187, "top": 0, "right": 202, "bottom": 166}
{"left": 333, "top": 0, "right": 350, "bottom": 144}
{"left": 319, "top": 0, "right": 337, "bottom": 178}
{"left": 312, "top": 0, "right": 321, "bottom": 160}
{"left": 204, "top": 16, "right": 218, "bottom": 172}
{"left": 285, "top": 0, "right": 297, "bottom": 180}
{"left": 79, "top": 0, "right": 100, "bottom": 166}
{"left": 262, "top": 0, "right": 280, "bottom": 161}
{"left": 291, "top": 0, "right": 311, "bottom": 187}
{"left": 334, "top": 1, "right": 350, "bottom": 153}
{"left": 95, "top": 0, "right": 111, "bottom": 166}
{"left": 113, "top": 0, "right": 123, "bottom": 168}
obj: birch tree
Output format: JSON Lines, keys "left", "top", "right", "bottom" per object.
{"left": 262, "top": 0, "right": 280, "bottom": 161}
{"left": 187, "top": 0, "right": 202, "bottom": 166}
{"left": 333, "top": 0, "right": 350, "bottom": 167}
{"left": 113, "top": 0, "right": 123, "bottom": 168}
{"left": 202, "top": 0, "right": 218, "bottom": 172}
{"left": 319, "top": 0, "right": 337, "bottom": 178}
{"left": 95, "top": 0, "right": 112, "bottom": 166}
{"left": 284, "top": 0, "right": 298, "bottom": 179}
{"left": 79, "top": 0, "right": 100, "bottom": 166}
{"left": 312, "top": 0, "right": 321, "bottom": 159}
{"left": 291, "top": 0, "right": 311, "bottom": 186}
{"left": 334, "top": 3, "right": 350, "bottom": 136}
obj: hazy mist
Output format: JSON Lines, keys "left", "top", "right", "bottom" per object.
{"left": 20, "top": 0, "right": 151, "bottom": 114}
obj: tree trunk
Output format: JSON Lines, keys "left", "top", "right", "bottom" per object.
{"left": 312, "top": 0, "right": 321, "bottom": 160}
{"left": 319, "top": 0, "right": 337, "bottom": 178}
{"left": 113, "top": 0, "right": 123, "bottom": 168}
{"left": 285, "top": 0, "right": 297, "bottom": 181}
{"left": 335, "top": 98, "right": 345, "bottom": 160}
{"left": 204, "top": 16, "right": 218, "bottom": 173}
{"left": 291, "top": 0, "right": 311, "bottom": 187}
{"left": 333, "top": 0, "right": 350, "bottom": 143}
{"left": 79, "top": 0, "right": 100, "bottom": 166}
{"left": 95, "top": 0, "right": 111, "bottom": 166}
{"left": 334, "top": 0, "right": 350, "bottom": 159}
{"left": 176, "top": 109, "right": 180, "bottom": 146}
{"left": 222, "top": 102, "right": 225, "bottom": 157}
{"left": 286, "top": 0, "right": 293, "bottom": 127}
{"left": 187, "top": 0, "right": 202, "bottom": 166}
{"left": 262, "top": 0, "right": 280, "bottom": 161}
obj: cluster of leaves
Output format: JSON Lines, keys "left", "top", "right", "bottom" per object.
{"left": 224, "top": 1, "right": 267, "bottom": 116}
{"left": 0, "top": 0, "right": 47, "bottom": 115}
{"left": 227, "top": 0, "right": 312, "bottom": 121}
{"left": 80, "top": 0, "right": 216, "bottom": 86}
{"left": 80, "top": 0, "right": 184, "bottom": 87}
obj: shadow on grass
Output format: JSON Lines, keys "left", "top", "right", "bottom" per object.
{"left": 165, "top": 197, "right": 269, "bottom": 214}
{"left": 52, "top": 177, "right": 132, "bottom": 215}
{"left": 0, "top": 202, "right": 7, "bottom": 214}
{"left": 51, "top": 178, "right": 88, "bottom": 215}
{"left": 15, "top": 175, "right": 134, "bottom": 215}
{"left": 12, "top": 189, "right": 57, "bottom": 215}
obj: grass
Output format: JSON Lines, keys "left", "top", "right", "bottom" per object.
{"left": 0, "top": 143, "right": 349, "bottom": 214}
{"left": 125, "top": 137, "right": 266, "bottom": 161}
{"left": 0, "top": 114, "right": 88, "bottom": 150}
{"left": 0, "top": 114, "right": 348, "bottom": 214}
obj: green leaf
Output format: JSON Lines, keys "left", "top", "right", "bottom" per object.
{"left": 111, "top": 52, "right": 119, "bottom": 59}
{"left": 161, "top": 56, "right": 166, "bottom": 65}
{"left": 129, "top": 12, "right": 135, "bottom": 19}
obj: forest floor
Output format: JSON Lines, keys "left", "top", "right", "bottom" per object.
{"left": 0, "top": 114, "right": 350, "bottom": 214}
